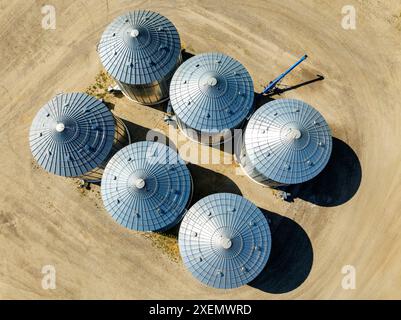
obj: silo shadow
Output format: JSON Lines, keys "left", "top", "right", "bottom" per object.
{"left": 285, "top": 137, "right": 362, "bottom": 207}
{"left": 187, "top": 163, "right": 243, "bottom": 203}
{"left": 181, "top": 48, "right": 195, "bottom": 62}
{"left": 120, "top": 118, "right": 150, "bottom": 143}
{"left": 147, "top": 100, "right": 169, "bottom": 113}
{"left": 120, "top": 118, "right": 177, "bottom": 151}
{"left": 249, "top": 209, "right": 313, "bottom": 294}
{"left": 253, "top": 92, "right": 275, "bottom": 110}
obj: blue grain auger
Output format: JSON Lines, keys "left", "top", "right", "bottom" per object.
{"left": 261, "top": 54, "right": 308, "bottom": 94}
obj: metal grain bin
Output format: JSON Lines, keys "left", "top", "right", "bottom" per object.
{"left": 29, "top": 93, "right": 131, "bottom": 182}
{"left": 98, "top": 10, "right": 182, "bottom": 105}
{"left": 240, "top": 99, "right": 332, "bottom": 186}
{"left": 170, "top": 52, "right": 254, "bottom": 145}
{"left": 179, "top": 193, "right": 271, "bottom": 289}
{"left": 101, "top": 141, "right": 193, "bottom": 232}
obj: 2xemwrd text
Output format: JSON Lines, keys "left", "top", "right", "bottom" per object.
{"left": 149, "top": 304, "right": 251, "bottom": 318}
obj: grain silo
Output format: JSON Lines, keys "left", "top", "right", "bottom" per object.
{"left": 29, "top": 92, "right": 131, "bottom": 182}
{"left": 179, "top": 193, "right": 271, "bottom": 289}
{"left": 169, "top": 52, "right": 254, "bottom": 145}
{"left": 98, "top": 10, "right": 182, "bottom": 105}
{"left": 101, "top": 141, "right": 193, "bottom": 232}
{"left": 240, "top": 99, "right": 332, "bottom": 186}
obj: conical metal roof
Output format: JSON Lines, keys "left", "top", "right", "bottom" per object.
{"left": 244, "top": 99, "right": 332, "bottom": 184}
{"left": 170, "top": 52, "right": 254, "bottom": 133}
{"left": 101, "top": 141, "right": 192, "bottom": 232}
{"left": 29, "top": 93, "right": 115, "bottom": 177}
{"left": 179, "top": 193, "right": 271, "bottom": 289}
{"left": 98, "top": 10, "right": 181, "bottom": 85}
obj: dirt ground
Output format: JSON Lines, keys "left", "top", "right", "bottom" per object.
{"left": 1, "top": 0, "right": 401, "bottom": 299}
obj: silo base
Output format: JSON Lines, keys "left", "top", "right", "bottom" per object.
{"left": 236, "top": 159, "right": 287, "bottom": 188}
{"left": 121, "top": 91, "right": 170, "bottom": 106}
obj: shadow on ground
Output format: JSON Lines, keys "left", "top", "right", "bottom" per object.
{"left": 253, "top": 93, "right": 274, "bottom": 110}
{"left": 120, "top": 118, "right": 177, "bottom": 150}
{"left": 284, "top": 137, "right": 362, "bottom": 207}
{"left": 103, "top": 100, "right": 117, "bottom": 111}
{"left": 250, "top": 210, "right": 313, "bottom": 294}
{"left": 264, "top": 74, "right": 325, "bottom": 97}
{"left": 182, "top": 49, "right": 195, "bottom": 61}
{"left": 146, "top": 100, "right": 169, "bottom": 113}
{"left": 157, "top": 222, "right": 181, "bottom": 239}
{"left": 255, "top": 74, "right": 324, "bottom": 106}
